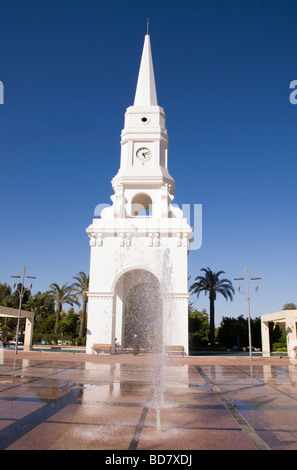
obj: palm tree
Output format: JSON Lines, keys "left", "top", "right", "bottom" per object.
{"left": 72, "top": 271, "right": 89, "bottom": 338}
{"left": 190, "top": 267, "right": 235, "bottom": 345}
{"left": 49, "top": 283, "right": 79, "bottom": 335}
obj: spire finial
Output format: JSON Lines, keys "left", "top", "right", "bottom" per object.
{"left": 146, "top": 18, "right": 150, "bottom": 35}
{"left": 134, "top": 30, "right": 158, "bottom": 106}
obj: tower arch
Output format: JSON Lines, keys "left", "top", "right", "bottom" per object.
{"left": 113, "top": 268, "right": 162, "bottom": 351}
{"left": 131, "top": 192, "right": 153, "bottom": 216}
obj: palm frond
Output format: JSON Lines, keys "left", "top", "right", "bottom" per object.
{"left": 191, "top": 268, "right": 234, "bottom": 300}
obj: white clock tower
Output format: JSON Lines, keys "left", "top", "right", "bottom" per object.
{"left": 86, "top": 33, "right": 192, "bottom": 355}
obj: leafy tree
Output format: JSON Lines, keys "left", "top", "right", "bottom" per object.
{"left": 190, "top": 268, "right": 235, "bottom": 345}
{"left": 217, "top": 315, "right": 262, "bottom": 350}
{"left": 49, "top": 283, "right": 79, "bottom": 335}
{"left": 12, "top": 283, "right": 32, "bottom": 309}
{"left": 188, "top": 307, "right": 209, "bottom": 350}
{"left": 0, "top": 283, "right": 12, "bottom": 304}
{"left": 27, "top": 291, "right": 55, "bottom": 322}
{"left": 0, "top": 325, "right": 10, "bottom": 343}
{"left": 251, "top": 317, "right": 262, "bottom": 349}
{"left": 72, "top": 271, "right": 89, "bottom": 338}
{"left": 0, "top": 282, "right": 32, "bottom": 309}
{"left": 283, "top": 303, "right": 297, "bottom": 310}
{"left": 268, "top": 321, "right": 286, "bottom": 350}
{"left": 0, "top": 284, "right": 16, "bottom": 333}
{"left": 217, "top": 315, "right": 248, "bottom": 349}
{"left": 34, "top": 314, "right": 56, "bottom": 335}
{"left": 58, "top": 308, "right": 80, "bottom": 338}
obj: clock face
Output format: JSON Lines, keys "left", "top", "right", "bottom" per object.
{"left": 136, "top": 147, "right": 151, "bottom": 162}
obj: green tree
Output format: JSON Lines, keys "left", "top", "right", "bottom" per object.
{"left": 58, "top": 308, "right": 80, "bottom": 338}
{"left": 34, "top": 314, "right": 56, "bottom": 335}
{"left": 269, "top": 322, "right": 286, "bottom": 350}
{"left": 190, "top": 267, "right": 235, "bottom": 345}
{"left": 0, "top": 283, "right": 32, "bottom": 310}
{"left": 217, "top": 315, "right": 262, "bottom": 350}
{"left": 188, "top": 307, "right": 209, "bottom": 350}
{"left": 0, "top": 283, "right": 12, "bottom": 304}
{"left": 72, "top": 271, "right": 89, "bottom": 338}
{"left": 27, "top": 291, "right": 55, "bottom": 322}
{"left": 49, "top": 283, "right": 79, "bottom": 335}
{"left": 218, "top": 315, "right": 248, "bottom": 349}
{"left": 283, "top": 303, "right": 297, "bottom": 310}
{"left": 0, "top": 325, "right": 10, "bottom": 343}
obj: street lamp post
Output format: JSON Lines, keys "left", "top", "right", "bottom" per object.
{"left": 11, "top": 267, "right": 36, "bottom": 355}
{"left": 234, "top": 268, "right": 261, "bottom": 361}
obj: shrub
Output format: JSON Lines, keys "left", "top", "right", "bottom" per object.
{"left": 272, "top": 342, "right": 287, "bottom": 352}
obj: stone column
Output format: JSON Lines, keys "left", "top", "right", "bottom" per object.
{"left": 86, "top": 293, "right": 114, "bottom": 354}
{"left": 24, "top": 315, "right": 34, "bottom": 351}
{"left": 163, "top": 293, "right": 189, "bottom": 355}
{"left": 286, "top": 312, "right": 297, "bottom": 358}
{"left": 261, "top": 319, "right": 270, "bottom": 357}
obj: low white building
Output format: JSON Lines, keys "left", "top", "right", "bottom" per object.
{"left": 85, "top": 34, "right": 193, "bottom": 354}
{"left": 0, "top": 306, "right": 34, "bottom": 350}
{"left": 261, "top": 310, "right": 297, "bottom": 358}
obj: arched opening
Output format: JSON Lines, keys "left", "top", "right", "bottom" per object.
{"left": 124, "top": 282, "right": 162, "bottom": 351}
{"left": 131, "top": 193, "right": 153, "bottom": 217}
{"left": 114, "top": 269, "right": 163, "bottom": 352}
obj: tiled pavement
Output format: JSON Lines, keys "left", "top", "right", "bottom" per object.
{"left": 1, "top": 350, "right": 297, "bottom": 450}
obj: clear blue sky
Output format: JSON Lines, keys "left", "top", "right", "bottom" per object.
{"left": 0, "top": 0, "right": 296, "bottom": 326}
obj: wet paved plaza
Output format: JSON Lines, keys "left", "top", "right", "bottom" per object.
{"left": 1, "top": 351, "right": 297, "bottom": 450}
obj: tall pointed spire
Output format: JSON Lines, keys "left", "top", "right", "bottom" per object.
{"left": 134, "top": 33, "right": 158, "bottom": 106}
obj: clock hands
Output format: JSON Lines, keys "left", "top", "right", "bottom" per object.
{"left": 136, "top": 147, "right": 151, "bottom": 161}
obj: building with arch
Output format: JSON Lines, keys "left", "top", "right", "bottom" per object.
{"left": 261, "top": 310, "right": 297, "bottom": 358}
{"left": 85, "top": 34, "right": 193, "bottom": 354}
{"left": 0, "top": 306, "right": 34, "bottom": 350}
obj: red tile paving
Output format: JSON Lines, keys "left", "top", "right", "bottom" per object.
{"left": 0, "top": 350, "right": 296, "bottom": 451}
